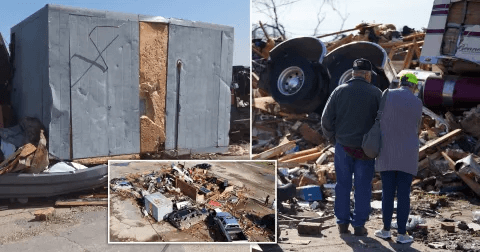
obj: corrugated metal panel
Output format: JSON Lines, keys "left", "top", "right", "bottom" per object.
{"left": 165, "top": 24, "right": 233, "bottom": 152}
{"left": 218, "top": 30, "right": 234, "bottom": 147}
{"left": 10, "top": 6, "right": 49, "bottom": 133}
{"left": 47, "top": 8, "right": 71, "bottom": 159}
{"left": 69, "top": 15, "right": 139, "bottom": 159}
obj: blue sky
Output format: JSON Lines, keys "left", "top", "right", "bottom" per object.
{"left": 0, "top": 0, "right": 250, "bottom": 65}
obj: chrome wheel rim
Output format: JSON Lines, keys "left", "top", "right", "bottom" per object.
{"left": 277, "top": 66, "right": 305, "bottom": 96}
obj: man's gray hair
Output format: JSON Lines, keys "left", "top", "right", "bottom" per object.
{"left": 352, "top": 70, "right": 370, "bottom": 77}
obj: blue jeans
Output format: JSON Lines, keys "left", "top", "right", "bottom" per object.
{"left": 334, "top": 143, "right": 375, "bottom": 227}
{"left": 380, "top": 170, "right": 413, "bottom": 234}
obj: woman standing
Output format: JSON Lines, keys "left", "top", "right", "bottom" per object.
{"left": 374, "top": 73, "right": 423, "bottom": 244}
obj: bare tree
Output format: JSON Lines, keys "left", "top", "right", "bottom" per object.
{"left": 328, "top": 1, "right": 350, "bottom": 40}
{"left": 253, "top": 0, "right": 349, "bottom": 40}
{"left": 312, "top": 1, "right": 327, "bottom": 36}
{"left": 252, "top": 0, "right": 303, "bottom": 40}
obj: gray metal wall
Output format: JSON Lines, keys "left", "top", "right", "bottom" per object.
{"left": 11, "top": 5, "right": 233, "bottom": 158}
{"left": 11, "top": 6, "right": 49, "bottom": 136}
{"left": 165, "top": 24, "right": 233, "bottom": 153}
{"left": 12, "top": 5, "right": 140, "bottom": 159}
{"left": 69, "top": 15, "right": 139, "bottom": 159}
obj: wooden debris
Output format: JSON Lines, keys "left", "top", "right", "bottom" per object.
{"left": 402, "top": 32, "right": 425, "bottom": 41}
{"left": 278, "top": 146, "right": 323, "bottom": 162}
{"left": 298, "top": 123, "right": 325, "bottom": 145}
{"left": 316, "top": 24, "right": 381, "bottom": 39}
{"left": 315, "top": 149, "right": 333, "bottom": 165}
{"left": 34, "top": 207, "right": 55, "bottom": 221}
{"left": 418, "top": 152, "right": 442, "bottom": 171}
{"left": 441, "top": 222, "right": 456, "bottom": 233}
{"left": 299, "top": 174, "right": 324, "bottom": 187}
{"left": 79, "top": 193, "right": 108, "bottom": 199}
{"left": 419, "top": 129, "right": 462, "bottom": 160}
{"left": 19, "top": 143, "right": 36, "bottom": 158}
{"left": 326, "top": 34, "right": 354, "bottom": 51}
{"left": 279, "top": 240, "right": 311, "bottom": 245}
{"left": 55, "top": 199, "right": 108, "bottom": 207}
{"left": 460, "top": 105, "right": 480, "bottom": 139}
{"left": 73, "top": 154, "right": 140, "bottom": 166}
{"left": 253, "top": 96, "right": 281, "bottom": 114}
{"left": 442, "top": 152, "right": 480, "bottom": 197}
{"left": 252, "top": 140, "right": 296, "bottom": 160}
{"left": 446, "top": 149, "right": 469, "bottom": 161}
{"left": 281, "top": 145, "right": 332, "bottom": 164}
{"left": 403, "top": 39, "right": 419, "bottom": 69}
{"left": 0, "top": 146, "right": 25, "bottom": 175}
{"left": 252, "top": 72, "right": 260, "bottom": 89}
{"left": 30, "top": 130, "right": 49, "bottom": 173}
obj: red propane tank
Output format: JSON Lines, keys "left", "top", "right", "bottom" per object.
{"left": 423, "top": 76, "right": 480, "bottom": 107}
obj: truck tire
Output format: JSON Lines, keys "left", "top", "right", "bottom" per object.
{"left": 269, "top": 55, "right": 323, "bottom": 113}
{"left": 326, "top": 57, "right": 388, "bottom": 93}
{"left": 323, "top": 42, "right": 393, "bottom": 93}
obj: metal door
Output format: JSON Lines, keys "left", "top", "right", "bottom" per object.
{"left": 69, "top": 15, "right": 139, "bottom": 158}
{"left": 165, "top": 24, "right": 233, "bottom": 153}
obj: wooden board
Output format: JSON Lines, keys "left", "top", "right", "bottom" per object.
{"left": 442, "top": 151, "right": 480, "bottom": 197}
{"left": 419, "top": 129, "right": 463, "bottom": 160}
{"left": 281, "top": 145, "right": 331, "bottom": 163}
{"left": 252, "top": 140, "right": 296, "bottom": 160}
{"left": 278, "top": 146, "right": 323, "bottom": 162}
{"left": 73, "top": 154, "right": 140, "bottom": 166}
{"left": 55, "top": 200, "right": 108, "bottom": 207}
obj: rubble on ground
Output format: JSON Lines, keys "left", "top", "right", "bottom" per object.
{"left": 270, "top": 109, "right": 480, "bottom": 250}
{"left": 109, "top": 162, "right": 275, "bottom": 242}
{"left": 255, "top": 23, "right": 480, "bottom": 249}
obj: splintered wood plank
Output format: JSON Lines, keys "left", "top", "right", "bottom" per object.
{"left": 419, "top": 129, "right": 462, "bottom": 160}
{"left": 252, "top": 140, "right": 296, "bottom": 160}
{"left": 55, "top": 199, "right": 107, "bottom": 207}
{"left": 73, "top": 154, "right": 140, "bottom": 166}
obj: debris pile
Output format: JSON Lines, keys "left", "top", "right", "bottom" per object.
{"left": 109, "top": 162, "right": 275, "bottom": 242}
{"left": 270, "top": 105, "right": 480, "bottom": 249}
{"left": 253, "top": 22, "right": 428, "bottom": 76}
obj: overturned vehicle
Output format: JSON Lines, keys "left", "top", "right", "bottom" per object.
{"left": 256, "top": 38, "right": 397, "bottom": 113}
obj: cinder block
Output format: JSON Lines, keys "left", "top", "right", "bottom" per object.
{"left": 144, "top": 192, "right": 173, "bottom": 222}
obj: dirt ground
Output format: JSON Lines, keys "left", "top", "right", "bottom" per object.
{"left": 0, "top": 197, "right": 250, "bottom": 252}
{"left": 260, "top": 189, "right": 480, "bottom": 252}
{"left": 109, "top": 161, "right": 275, "bottom": 243}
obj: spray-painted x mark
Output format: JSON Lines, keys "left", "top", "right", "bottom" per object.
{"left": 71, "top": 24, "right": 125, "bottom": 88}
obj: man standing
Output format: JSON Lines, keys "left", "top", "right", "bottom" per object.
{"left": 321, "top": 59, "right": 382, "bottom": 236}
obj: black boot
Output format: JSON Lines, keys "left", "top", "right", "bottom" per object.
{"left": 354, "top": 226, "right": 368, "bottom": 236}
{"left": 338, "top": 223, "right": 350, "bottom": 234}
